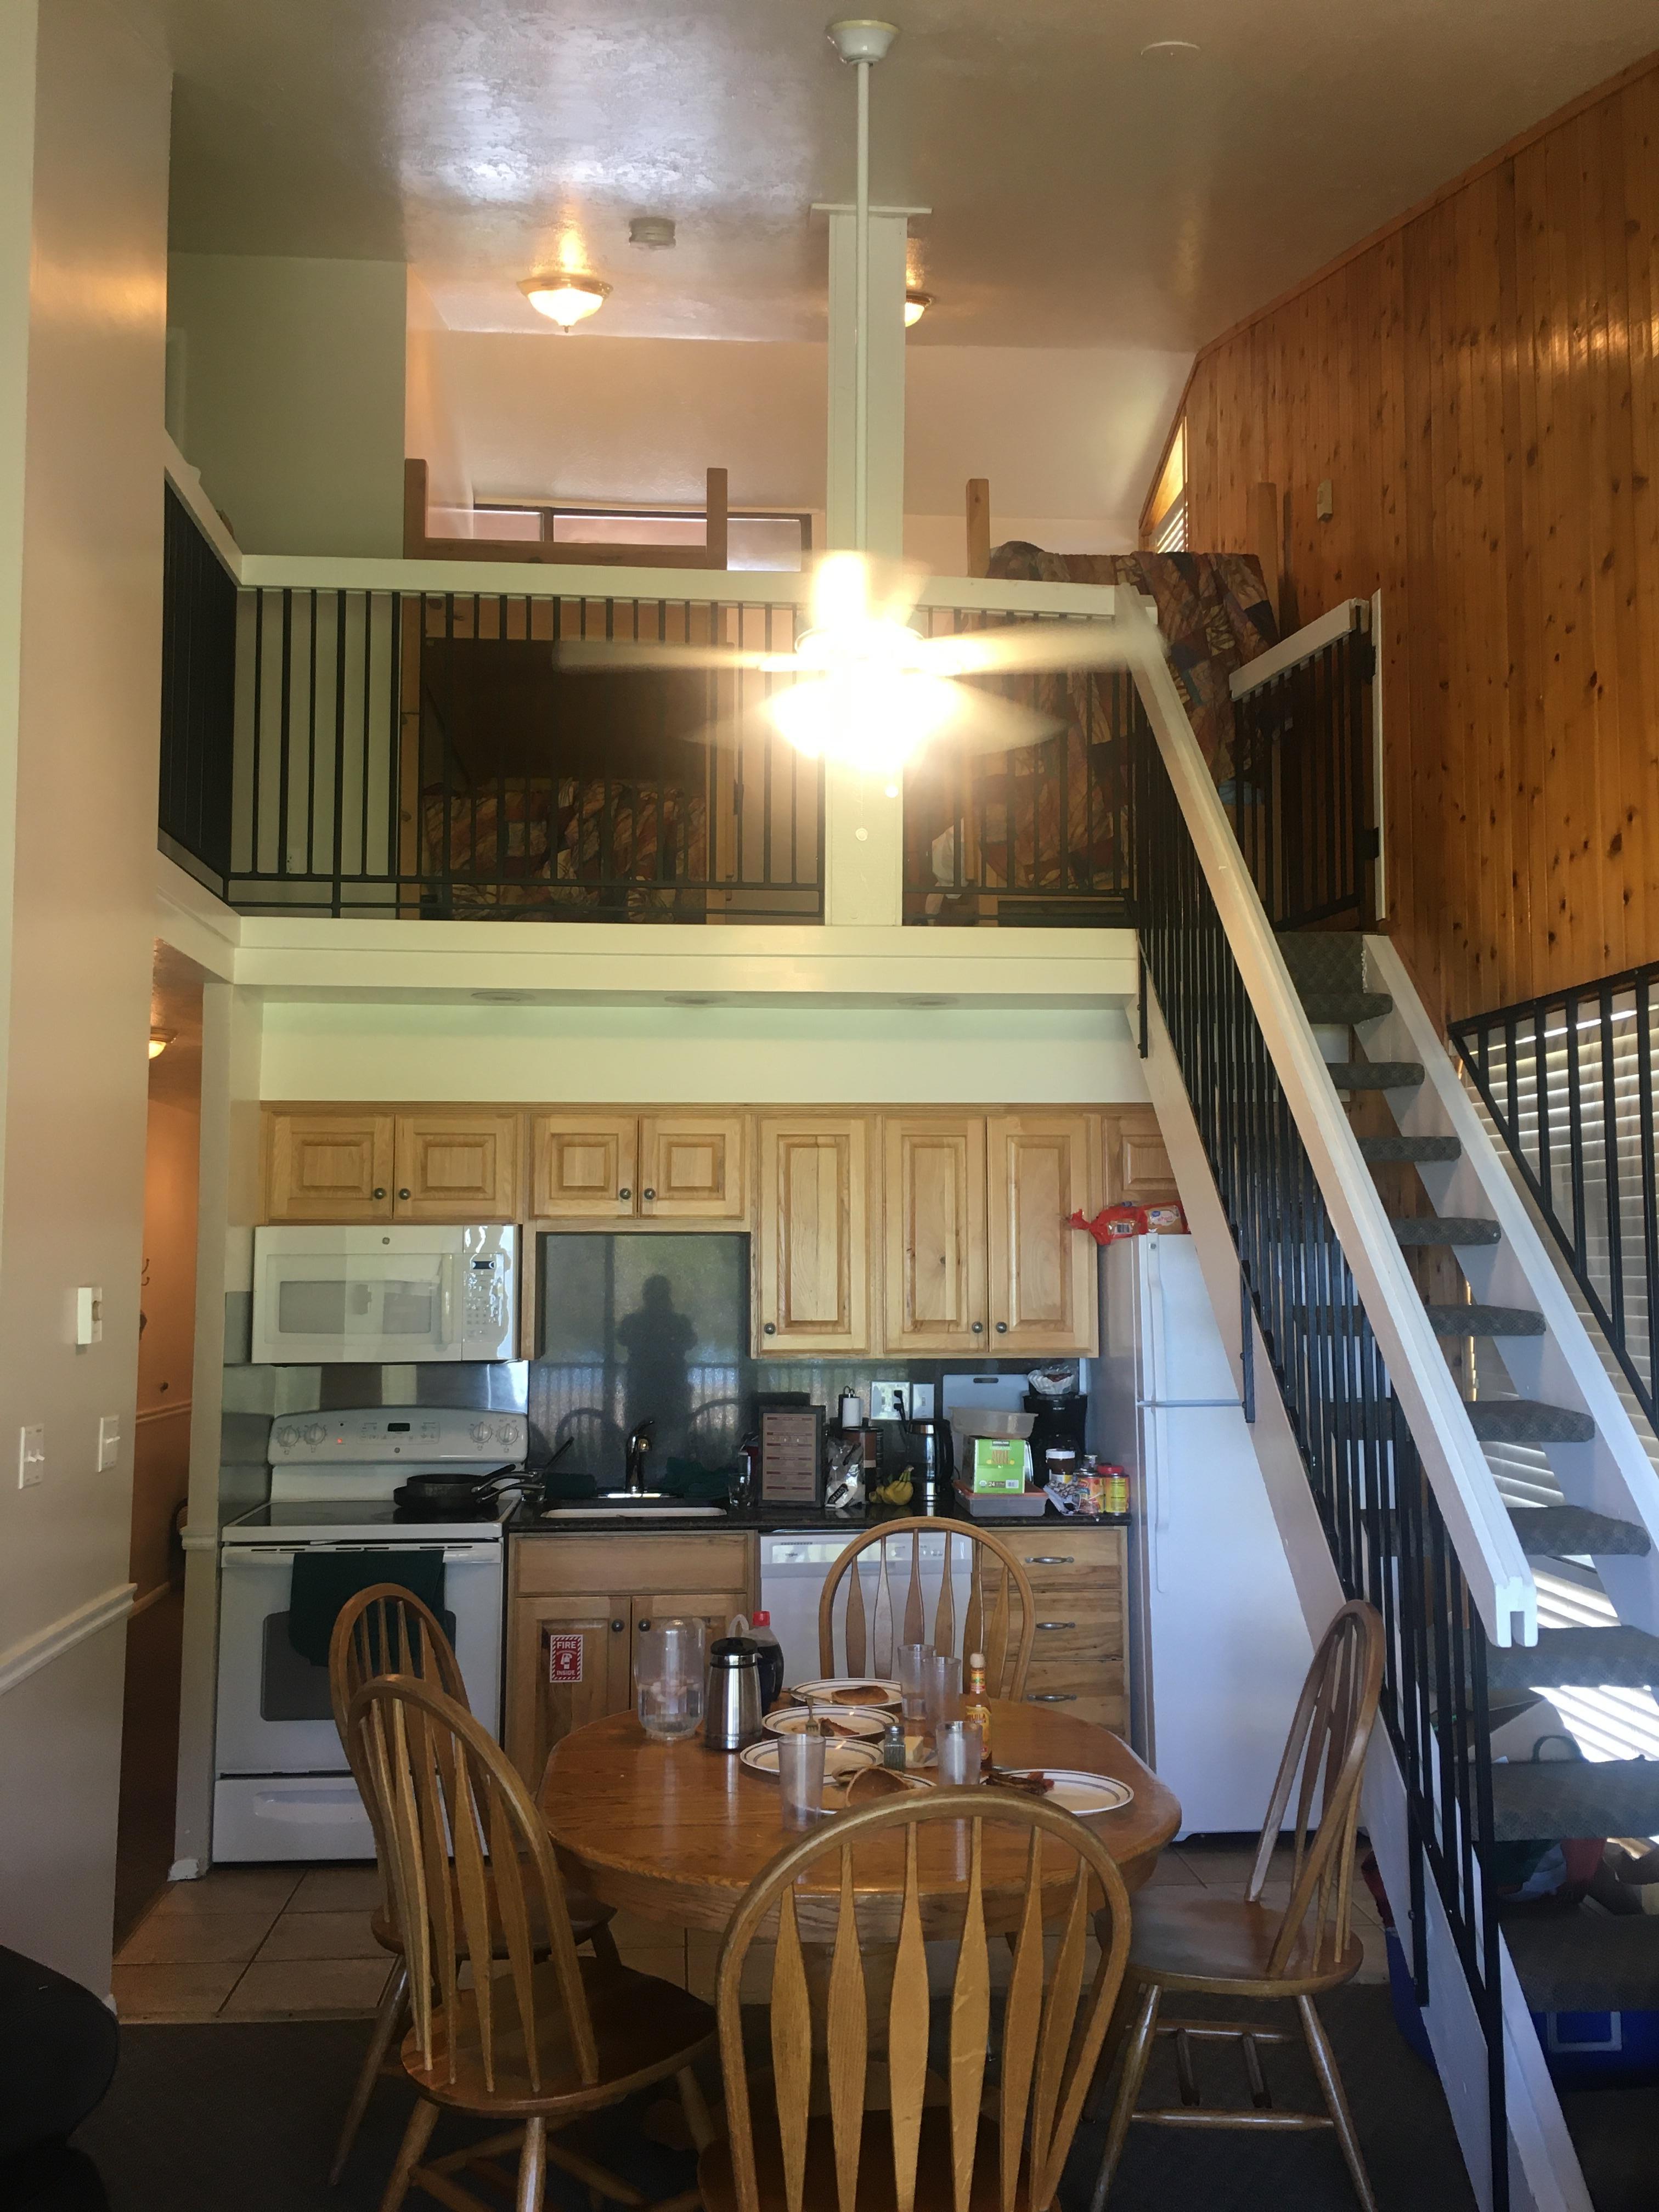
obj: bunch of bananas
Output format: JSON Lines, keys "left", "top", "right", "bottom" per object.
{"left": 869, "top": 1464, "right": 915, "bottom": 1509}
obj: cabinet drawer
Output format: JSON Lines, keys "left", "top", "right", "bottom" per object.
{"left": 1025, "top": 1615, "right": 1123, "bottom": 1668}
{"left": 1007, "top": 1531, "right": 1125, "bottom": 1598}
{"left": 1022, "top": 1690, "right": 1129, "bottom": 1734}
{"left": 512, "top": 1533, "right": 754, "bottom": 1601}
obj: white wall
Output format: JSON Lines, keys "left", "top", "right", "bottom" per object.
{"left": 406, "top": 268, "right": 471, "bottom": 516}
{"left": 167, "top": 252, "right": 407, "bottom": 557}
{"left": 418, "top": 328, "right": 1190, "bottom": 567}
{"left": 0, "top": 0, "right": 170, "bottom": 1995}
{"left": 258, "top": 1000, "right": 1150, "bottom": 1107}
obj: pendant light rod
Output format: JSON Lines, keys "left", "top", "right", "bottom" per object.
{"left": 827, "top": 19, "right": 898, "bottom": 554}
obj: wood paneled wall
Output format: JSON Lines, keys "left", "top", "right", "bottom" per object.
{"left": 1178, "top": 54, "right": 1659, "bottom": 1028}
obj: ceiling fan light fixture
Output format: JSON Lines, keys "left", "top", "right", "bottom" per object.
{"left": 148, "top": 1029, "right": 174, "bottom": 1060}
{"left": 904, "top": 288, "right": 933, "bottom": 328}
{"left": 518, "top": 273, "right": 611, "bottom": 329}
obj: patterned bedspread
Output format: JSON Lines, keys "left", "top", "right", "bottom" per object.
{"left": 419, "top": 776, "right": 708, "bottom": 914}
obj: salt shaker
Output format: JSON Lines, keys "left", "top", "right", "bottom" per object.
{"left": 882, "top": 1719, "right": 906, "bottom": 1772}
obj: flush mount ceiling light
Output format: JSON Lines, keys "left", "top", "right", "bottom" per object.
{"left": 904, "top": 288, "right": 933, "bottom": 327}
{"left": 628, "top": 216, "right": 677, "bottom": 249}
{"left": 518, "top": 273, "right": 611, "bottom": 330}
{"left": 148, "top": 1029, "right": 174, "bottom": 1059}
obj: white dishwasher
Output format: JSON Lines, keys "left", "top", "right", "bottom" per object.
{"left": 759, "top": 1530, "right": 974, "bottom": 1688}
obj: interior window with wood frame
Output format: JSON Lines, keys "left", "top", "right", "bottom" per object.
{"left": 1143, "top": 419, "right": 1188, "bottom": 554}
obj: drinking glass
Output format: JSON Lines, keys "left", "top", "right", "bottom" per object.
{"left": 635, "top": 1617, "right": 706, "bottom": 1742}
{"left": 936, "top": 1720, "right": 983, "bottom": 1785}
{"left": 777, "top": 1730, "right": 827, "bottom": 1826}
{"left": 898, "top": 1642, "right": 930, "bottom": 1724}
{"left": 924, "top": 1653, "right": 962, "bottom": 1735}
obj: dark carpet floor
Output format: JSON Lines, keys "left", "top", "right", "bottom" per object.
{"left": 71, "top": 1985, "right": 1490, "bottom": 2212}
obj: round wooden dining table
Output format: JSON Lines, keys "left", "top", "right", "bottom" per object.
{"left": 540, "top": 1700, "right": 1181, "bottom": 1938}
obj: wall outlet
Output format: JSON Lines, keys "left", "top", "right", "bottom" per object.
{"left": 18, "top": 1425, "right": 44, "bottom": 1489}
{"left": 870, "top": 1382, "right": 908, "bottom": 1422}
{"left": 97, "top": 1415, "right": 121, "bottom": 1472}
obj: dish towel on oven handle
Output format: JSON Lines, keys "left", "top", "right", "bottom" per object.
{"left": 286, "top": 1550, "right": 449, "bottom": 1669}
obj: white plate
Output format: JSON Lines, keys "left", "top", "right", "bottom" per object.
{"left": 995, "top": 1768, "right": 1133, "bottom": 1815}
{"left": 763, "top": 1707, "right": 886, "bottom": 1742}
{"left": 787, "top": 1677, "right": 902, "bottom": 1712}
{"left": 741, "top": 1739, "right": 882, "bottom": 1782}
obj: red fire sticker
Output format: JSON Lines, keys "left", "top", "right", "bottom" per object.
{"left": 547, "top": 1633, "right": 583, "bottom": 1685}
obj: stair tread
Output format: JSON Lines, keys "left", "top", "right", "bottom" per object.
{"left": 1391, "top": 1214, "right": 1502, "bottom": 1246}
{"left": 1423, "top": 1303, "right": 1547, "bottom": 1336}
{"left": 1491, "top": 1756, "right": 1659, "bottom": 1842}
{"left": 1488, "top": 1624, "right": 1659, "bottom": 1690}
{"left": 1507, "top": 1504, "right": 1651, "bottom": 1557}
{"left": 1505, "top": 1908, "right": 1659, "bottom": 2013}
{"left": 1465, "top": 1400, "right": 1596, "bottom": 1445}
{"left": 1357, "top": 1134, "right": 1462, "bottom": 1164}
{"left": 1328, "top": 1060, "right": 1424, "bottom": 1090}
{"left": 1299, "top": 991, "right": 1395, "bottom": 1025}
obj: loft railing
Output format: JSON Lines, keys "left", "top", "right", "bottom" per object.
{"left": 1124, "top": 622, "right": 1532, "bottom": 2211}
{"left": 159, "top": 481, "right": 237, "bottom": 892}
{"left": 1453, "top": 964, "right": 1659, "bottom": 1436}
{"left": 1226, "top": 599, "right": 1377, "bottom": 932}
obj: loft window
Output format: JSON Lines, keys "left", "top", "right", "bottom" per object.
{"left": 1145, "top": 420, "right": 1188, "bottom": 554}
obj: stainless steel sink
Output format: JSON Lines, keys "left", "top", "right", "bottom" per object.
{"left": 539, "top": 1502, "right": 727, "bottom": 1521}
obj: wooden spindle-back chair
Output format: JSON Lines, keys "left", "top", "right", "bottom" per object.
{"left": 700, "top": 1785, "right": 1131, "bottom": 2212}
{"left": 324, "top": 1583, "right": 617, "bottom": 2186}
{"left": 818, "top": 1518, "right": 1036, "bottom": 1699}
{"left": 349, "top": 1673, "right": 716, "bottom": 2212}
{"left": 1088, "top": 1599, "right": 1386, "bottom": 2212}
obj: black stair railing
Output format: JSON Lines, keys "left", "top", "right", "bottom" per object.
{"left": 1132, "top": 689, "right": 1508, "bottom": 2208}
{"left": 1453, "top": 966, "right": 1659, "bottom": 1436}
{"left": 159, "top": 482, "right": 236, "bottom": 896}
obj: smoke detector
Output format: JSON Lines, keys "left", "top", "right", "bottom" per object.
{"left": 629, "top": 216, "right": 677, "bottom": 250}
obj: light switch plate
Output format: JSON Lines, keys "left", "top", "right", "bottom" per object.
{"left": 870, "top": 1381, "right": 908, "bottom": 1422}
{"left": 18, "top": 1425, "right": 44, "bottom": 1489}
{"left": 98, "top": 1415, "right": 121, "bottom": 1472}
{"left": 75, "top": 1286, "right": 103, "bottom": 1347}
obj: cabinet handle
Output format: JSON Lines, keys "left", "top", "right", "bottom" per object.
{"left": 1024, "top": 1555, "right": 1075, "bottom": 1566}
{"left": 643, "top": 1188, "right": 656, "bottom": 1201}
{"left": 971, "top": 1322, "right": 984, "bottom": 1334}
{"left": 611, "top": 1620, "right": 625, "bottom": 1633}
{"left": 373, "top": 1187, "right": 386, "bottom": 1200}
{"left": 637, "top": 1618, "right": 652, "bottom": 1633}
{"left": 1036, "top": 1622, "right": 1077, "bottom": 1632}
{"left": 995, "top": 1321, "right": 1008, "bottom": 1334}
{"left": 619, "top": 1187, "right": 632, "bottom": 1202}
{"left": 1030, "top": 1692, "right": 1079, "bottom": 1703}
{"left": 763, "top": 1322, "right": 776, "bottom": 1336}
{"left": 398, "top": 1188, "right": 410, "bottom": 1200}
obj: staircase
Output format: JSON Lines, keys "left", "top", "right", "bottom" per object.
{"left": 1279, "top": 930, "right": 1659, "bottom": 1991}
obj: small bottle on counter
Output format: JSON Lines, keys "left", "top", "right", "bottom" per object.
{"left": 882, "top": 1718, "right": 907, "bottom": 1771}
{"left": 963, "top": 1650, "right": 992, "bottom": 1765}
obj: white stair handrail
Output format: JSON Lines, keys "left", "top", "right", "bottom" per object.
{"left": 1120, "top": 619, "right": 1536, "bottom": 1646}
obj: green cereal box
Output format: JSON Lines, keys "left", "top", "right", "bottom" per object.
{"left": 969, "top": 1438, "right": 1028, "bottom": 1493}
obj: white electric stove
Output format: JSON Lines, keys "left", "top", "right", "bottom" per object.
{"left": 214, "top": 1406, "right": 525, "bottom": 1863}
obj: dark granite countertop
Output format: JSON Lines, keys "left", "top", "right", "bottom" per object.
{"left": 506, "top": 1496, "right": 1128, "bottom": 1538}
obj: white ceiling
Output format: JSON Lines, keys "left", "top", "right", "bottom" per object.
{"left": 157, "top": 0, "right": 1659, "bottom": 348}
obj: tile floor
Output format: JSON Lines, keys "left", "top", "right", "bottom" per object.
{"left": 112, "top": 1838, "right": 1389, "bottom": 2025}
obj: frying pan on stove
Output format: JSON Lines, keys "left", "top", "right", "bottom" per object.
{"left": 391, "top": 1436, "right": 568, "bottom": 1518}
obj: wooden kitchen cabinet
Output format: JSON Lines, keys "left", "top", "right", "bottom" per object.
{"left": 756, "top": 1116, "right": 871, "bottom": 1355}
{"left": 639, "top": 1113, "right": 748, "bottom": 1220}
{"left": 881, "top": 1115, "right": 989, "bottom": 1355}
{"left": 1007, "top": 1525, "right": 1127, "bottom": 1734}
{"left": 1104, "top": 1109, "right": 1177, "bottom": 1209}
{"left": 986, "top": 1113, "right": 1101, "bottom": 1356}
{"left": 392, "top": 1113, "right": 518, "bottom": 1219}
{"left": 530, "top": 1113, "right": 640, "bottom": 1218}
{"left": 265, "top": 1111, "right": 395, "bottom": 1222}
{"left": 506, "top": 1533, "right": 755, "bottom": 1782}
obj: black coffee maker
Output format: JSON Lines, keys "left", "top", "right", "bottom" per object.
{"left": 1025, "top": 1389, "right": 1087, "bottom": 1474}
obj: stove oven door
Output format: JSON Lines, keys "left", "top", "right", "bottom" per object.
{"left": 213, "top": 1537, "right": 504, "bottom": 1862}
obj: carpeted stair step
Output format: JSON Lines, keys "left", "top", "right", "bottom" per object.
{"left": 1328, "top": 1060, "right": 1424, "bottom": 1091}
{"left": 1491, "top": 1756, "right": 1659, "bottom": 1842}
{"left": 1465, "top": 1400, "right": 1596, "bottom": 1446}
{"left": 1508, "top": 1504, "right": 1651, "bottom": 1558}
{"left": 1357, "top": 1133, "right": 1462, "bottom": 1165}
{"left": 1488, "top": 1625, "right": 1659, "bottom": 1692}
{"left": 1276, "top": 934, "right": 1368, "bottom": 996}
{"left": 1391, "top": 1214, "right": 1500, "bottom": 1247}
{"left": 1299, "top": 991, "right": 1396, "bottom": 1026}
{"left": 1423, "top": 1303, "right": 1546, "bottom": 1337}
{"left": 1505, "top": 1909, "right": 1659, "bottom": 2013}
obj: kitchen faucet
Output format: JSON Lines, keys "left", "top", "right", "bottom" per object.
{"left": 625, "top": 1419, "right": 655, "bottom": 1495}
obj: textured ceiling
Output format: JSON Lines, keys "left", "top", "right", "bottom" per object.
{"left": 159, "top": 0, "right": 1658, "bottom": 346}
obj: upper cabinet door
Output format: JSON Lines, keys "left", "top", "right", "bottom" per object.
{"left": 640, "top": 1114, "right": 748, "bottom": 1221}
{"left": 1105, "top": 1109, "right": 1178, "bottom": 1207}
{"left": 393, "top": 1114, "right": 518, "bottom": 1221}
{"left": 266, "top": 1113, "right": 394, "bottom": 1222}
{"left": 757, "top": 1118, "right": 870, "bottom": 1354}
{"left": 882, "top": 1116, "right": 988, "bottom": 1354}
{"left": 531, "top": 1114, "right": 640, "bottom": 1218}
{"left": 986, "top": 1113, "right": 1100, "bottom": 1355}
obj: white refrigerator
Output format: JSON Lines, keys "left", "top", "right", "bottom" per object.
{"left": 1093, "top": 1233, "right": 1312, "bottom": 1835}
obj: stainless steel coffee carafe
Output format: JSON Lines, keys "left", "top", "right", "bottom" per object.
{"left": 704, "top": 1635, "right": 764, "bottom": 1752}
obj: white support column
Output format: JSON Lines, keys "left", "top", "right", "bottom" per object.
{"left": 817, "top": 202, "right": 923, "bottom": 927}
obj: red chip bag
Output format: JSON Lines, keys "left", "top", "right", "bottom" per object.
{"left": 1069, "top": 1203, "right": 1148, "bottom": 1246}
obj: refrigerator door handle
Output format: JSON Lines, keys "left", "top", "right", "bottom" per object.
{"left": 1150, "top": 1404, "right": 1171, "bottom": 1592}
{"left": 1144, "top": 1234, "right": 1166, "bottom": 1405}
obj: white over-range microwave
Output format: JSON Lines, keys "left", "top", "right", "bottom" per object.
{"left": 250, "top": 1224, "right": 518, "bottom": 1363}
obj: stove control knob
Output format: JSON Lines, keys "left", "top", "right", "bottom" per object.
{"left": 470, "top": 1420, "right": 492, "bottom": 1445}
{"left": 274, "top": 1423, "right": 300, "bottom": 1449}
{"left": 305, "top": 1424, "right": 326, "bottom": 1446}
{"left": 499, "top": 1420, "right": 521, "bottom": 1448}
